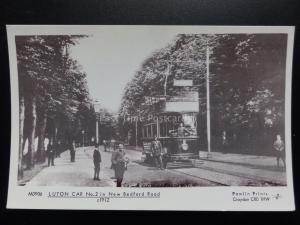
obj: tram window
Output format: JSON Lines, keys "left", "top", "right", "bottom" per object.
{"left": 156, "top": 114, "right": 198, "bottom": 138}
{"left": 147, "top": 125, "right": 152, "bottom": 138}
{"left": 166, "top": 123, "right": 169, "bottom": 136}
{"left": 162, "top": 123, "right": 169, "bottom": 137}
{"left": 182, "top": 113, "right": 197, "bottom": 136}
{"left": 160, "top": 123, "right": 165, "bottom": 137}
{"left": 142, "top": 127, "right": 145, "bottom": 138}
{"left": 151, "top": 124, "right": 153, "bottom": 137}
{"left": 145, "top": 126, "right": 148, "bottom": 138}
{"left": 153, "top": 124, "right": 157, "bottom": 137}
{"left": 159, "top": 123, "right": 169, "bottom": 137}
{"left": 169, "top": 122, "right": 175, "bottom": 132}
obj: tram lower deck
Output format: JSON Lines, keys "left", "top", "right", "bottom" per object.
{"left": 141, "top": 112, "right": 200, "bottom": 165}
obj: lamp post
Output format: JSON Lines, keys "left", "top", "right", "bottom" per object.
{"left": 94, "top": 100, "right": 101, "bottom": 145}
{"left": 206, "top": 44, "right": 211, "bottom": 159}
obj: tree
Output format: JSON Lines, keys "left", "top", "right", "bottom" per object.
{"left": 16, "top": 35, "right": 89, "bottom": 173}
{"left": 120, "top": 33, "right": 287, "bottom": 155}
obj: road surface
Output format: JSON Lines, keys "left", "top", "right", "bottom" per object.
{"left": 26, "top": 146, "right": 286, "bottom": 187}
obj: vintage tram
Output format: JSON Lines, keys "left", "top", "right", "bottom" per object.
{"left": 141, "top": 89, "right": 200, "bottom": 168}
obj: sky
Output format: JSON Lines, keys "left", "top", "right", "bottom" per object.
{"left": 70, "top": 27, "right": 177, "bottom": 112}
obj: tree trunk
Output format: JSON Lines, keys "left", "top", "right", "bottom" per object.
{"left": 27, "top": 96, "right": 37, "bottom": 169}
{"left": 37, "top": 110, "right": 47, "bottom": 163}
{"left": 18, "top": 96, "right": 25, "bottom": 179}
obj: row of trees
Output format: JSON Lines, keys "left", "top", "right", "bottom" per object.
{"left": 119, "top": 34, "right": 287, "bottom": 155}
{"left": 16, "top": 35, "right": 95, "bottom": 179}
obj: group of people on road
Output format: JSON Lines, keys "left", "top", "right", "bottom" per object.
{"left": 103, "top": 139, "right": 117, "bottom": 152}
{"left": 148, "top": 133, "right": 286, "bottom": 170}
{"left": 46, "top": 138, "right": 129, "bottom": 187}
{"left": 47, "top": 132, "right": 285, "bottom": 188}
{"left": 46, "top": 141, "right": 64, "bottom": 167}
{"left": 46, "top": 141, "right": 77, "bottom": 167}
{"left": 93, "top": 143, "right": 129, "bottom": 187}
{"left": 220, "top": 131, "right": 286, "bottom": 169}
{"left": 93, "top": 137, "right": 165, "bottom": 187}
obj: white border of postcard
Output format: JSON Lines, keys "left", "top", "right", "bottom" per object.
{"left": 6, "top": 25, "right": 295, "bottom": 211}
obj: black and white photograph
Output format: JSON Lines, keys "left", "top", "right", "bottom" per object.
{"left": 6, "top": 25, "right": 295, "bottom": 210}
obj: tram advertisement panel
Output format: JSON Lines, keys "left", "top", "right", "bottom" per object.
{"left": 165, "top": 91, "right": 199, "bottom": 113}
{"left": 6, "top": 25, "right": 294, "bottom": 211}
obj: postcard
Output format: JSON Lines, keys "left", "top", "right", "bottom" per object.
{"left": 6, "top": 25, "right": 295, "bottom": 210}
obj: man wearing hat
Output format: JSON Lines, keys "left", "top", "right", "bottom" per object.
{"left": 151, "top": 136, "right": 164, "bottom": 170}
{"left": 273, "top": 134, "right": 285, "bottom": 168}
{"left": 113, "top": 144, "right": 129, "bottom": 187}
{"left": 47, "top": 141, "right": 55, "bottom": 166}
{"left": 93, "top": 144, "right": 102, "bottom": 180}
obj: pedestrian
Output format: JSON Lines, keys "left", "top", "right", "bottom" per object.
{"left": 93, "top": 144, "right": 101, "bottom": 180}
{"left": 273, "top": 134, "right": 286, "bottom": 168}
{"left": 151, "top": 135, "right": 164, "bottom": 170}
{"left": 222, "top": 131, "right": 228, "bottom": 152}
{"left": 69, "top": 144, "right": 73, "bottom": 162}
{"left": 111, "top": 146, "right": 118, "bottom": 172}
{"left": 70, "top": 141, "right": 76, "bottom": 162}
{"left": 55, "top": 140, "right": 62, "bottom": 158}
{"left": 103, "top": 140, "right": 107, "bottom": 152}
{"left": 111, "top": 138, "right": 116, "bottom": 151}
{"left": 47, "top": 141, "right": 55, "bottom": 166}
{"left": 114, "top": 144, "right": 129, "bottom": 187}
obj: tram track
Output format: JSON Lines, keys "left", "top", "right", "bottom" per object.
{"left": 198, "top": 164, "right": 284, "bottom": 186}
{"left": 168, "top": 165, "right": 283, "bottom": 186}
{"left": 116, "top": 148, "right": 285, "bottom": 187}
{"left": 130, "top": 156, "right": 274, "bottom": 186}
{"left": 168, "top": 169, "right": 229, "bottom": 186}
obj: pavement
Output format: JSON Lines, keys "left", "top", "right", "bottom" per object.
{"left": 199, "top": 151, "right": 285, "bottom": 169}
{"left": 26, "top": 146, "right": 217, "bottom": 187}
{"left": 25, "top": 146, "right": 287, "bottom": 187}
{"left": 26, "top": 147, "right": 115, "bottom": 187}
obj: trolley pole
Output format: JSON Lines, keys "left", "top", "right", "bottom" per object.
{"left": 164, "top": 63, "right": 170, "bottom": 96}
{"left": 206, "top": 45, "right": 212, "bottom": 159}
